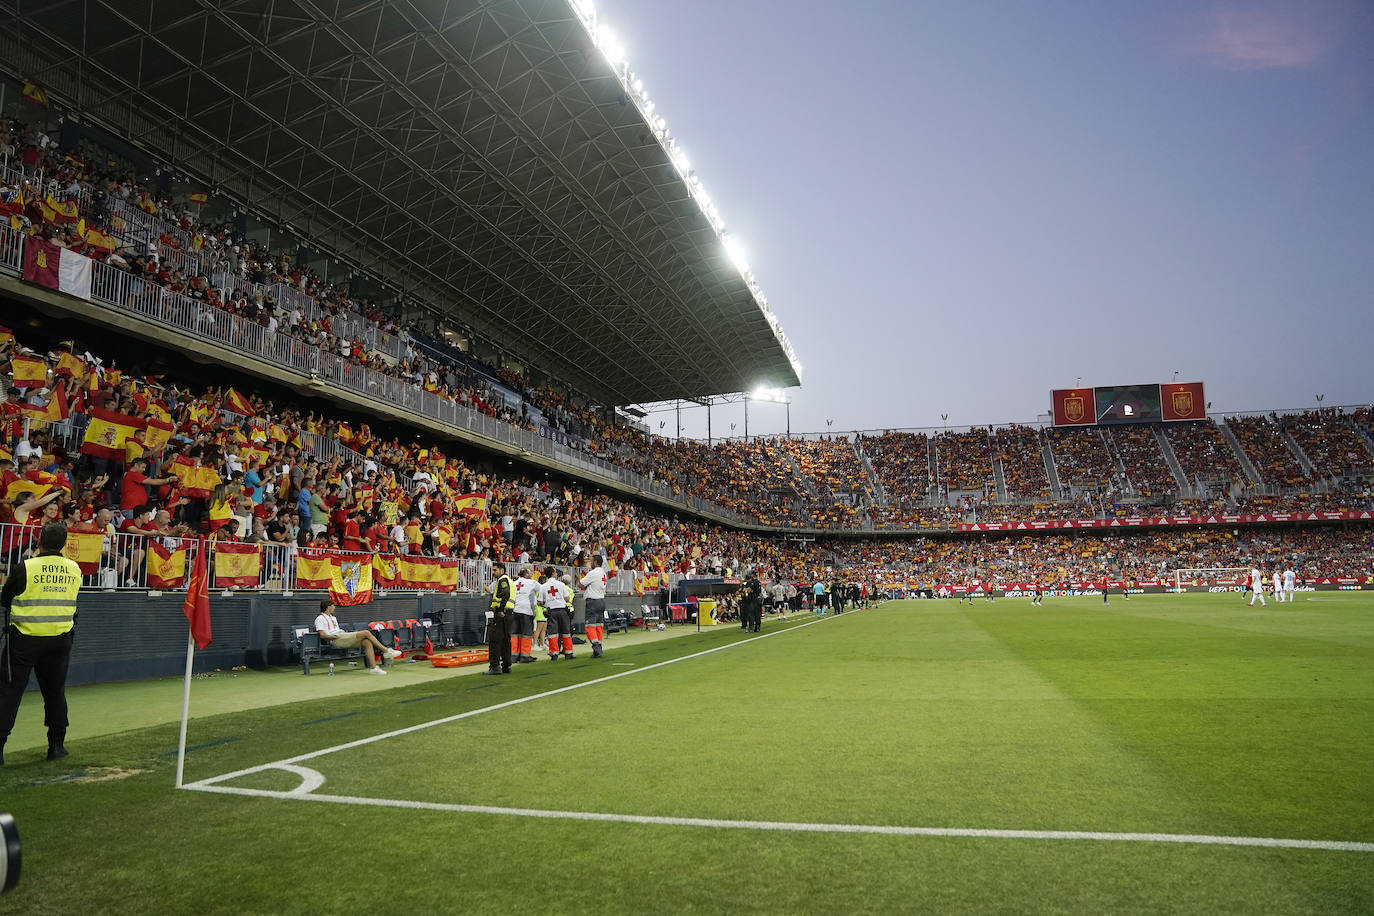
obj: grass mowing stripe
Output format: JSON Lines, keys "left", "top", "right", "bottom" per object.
{"left": 185, "top": 615, "right": 830, "bottom": 790}
{"left": 396, "top": 695, "right": 440, "bottom": 705}
{"left": 183, "top": 785, "right": 1374, "bottom": 853}
{"left": 300, "top": 712, "right": 357, "bottom": 726}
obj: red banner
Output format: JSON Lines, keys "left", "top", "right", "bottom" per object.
{"left": 1161, "top": 382, "right": 1205, "bottom": 422}
{"left": 1051, "top": 387, "right": 1096, "bottom": 426}
{"left": 957, "top": 510, "right": 1371, "bottom": 532}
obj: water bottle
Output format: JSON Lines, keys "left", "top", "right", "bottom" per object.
{"left": 328, "top": 662, "right": 335, "bottom": 676}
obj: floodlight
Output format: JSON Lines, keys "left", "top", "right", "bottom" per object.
{"left": 723, "top": 235, "right": 748, "bottom": 272}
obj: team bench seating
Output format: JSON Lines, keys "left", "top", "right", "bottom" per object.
{"left": 292, "top": 622, "right": 428, "bottom": 675}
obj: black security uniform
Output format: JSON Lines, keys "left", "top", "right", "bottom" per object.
{"left": 741, "top": 575, "right": 763, "bottom": 633}
{"left": 486, "top": 572, "right": 514, "bottom": 674}
{"left": 1, "top": 544, "right": 81, "bottom": 763}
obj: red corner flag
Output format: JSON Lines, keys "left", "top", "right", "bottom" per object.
{"left": 183, "top": 539, "right": 212, "bottom": 649}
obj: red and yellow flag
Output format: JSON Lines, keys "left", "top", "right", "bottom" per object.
{"left": 188, "top": 191, "right": 209, "bottom": 205}
{"left": 453, "top": 492, "right": 487, "bottom": 516}
{"left": 19, "top": 380, "right": 68, "bottom": 424}
{"left": 171, "top": 456, "right": 222, "bottom": 499}
{"left": 81, "top": 407, "right": 144, "bottom": 461}
{"left": 53, "top": 351, "right": 85, "bottom": 378}
{"left": 371, "top": 553, "right": 400, "bottom": 589}
{"left": 224, "top": 387, "right": 253, "bottom": 416}
{"left": 143, "top": 417, "right": 175, "bottom": 453}
{"left": 330, "top": 554, "right": 373, "bottom": 606}
{"left": 213, "top": 542, "right": 261, "bottom": 588}
{"left": 295, "top": 550, "right": 334, "bottom": 590}
{"left": 62, "top": 530, "right": 105, "bottom": 575}
{"left": 42, "top": 193, "right": 79, "bottom": 225}
{"left": 21, "top": 80, "right": 48, "bottom": 107}
{"left": 147, "top": 541, "right": 189, "bottom": 589}
{"left": 11, "top": 355, "right": 47, "bottom": 388}
{"left": 398, "top": 555, "right": 445, "bottom": 591}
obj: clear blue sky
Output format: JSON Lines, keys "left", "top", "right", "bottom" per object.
{"left": 593, "top": 0, "right": 1374, "bottom": 437}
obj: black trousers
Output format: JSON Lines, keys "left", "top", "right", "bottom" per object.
{"left": 0, "top": 628, "right": 73, "bottom": 747}
{"left": 486, "top": 611, "right": 511, "bottom": 672}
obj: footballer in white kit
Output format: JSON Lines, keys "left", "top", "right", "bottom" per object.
{"left": 1248, "top": 567, "right": 1267, "bottom": 606}
{"left": 1272, "top": 570, "right": 1283, "bottom": 603}
{"left": 1283, "top": 567, "right": 1296, "bottom": 602}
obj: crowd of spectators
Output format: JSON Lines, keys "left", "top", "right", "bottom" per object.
{"left": 1226, "top": 415, "right": 1309, "bottom": 486}
{"left": 993, "top": 425, "right": 1051, "bottom": 499}
{"left": 858, "top": 431, "right": 931, "bottom": 503}
{"left": 1165, "top": 420, "right": 1245, "bottom": 484}
{"left": 1278, "top": 410, "right": 1374, "bottom": 479}
{"left": 933, "top": 429, "right": 995, "bottom": 493}
{"left": 1047, "top": 427, "right": 1119, "bottom": 490}
{"left": 1107, "top": 425, "right": 1177, "bottom": 497}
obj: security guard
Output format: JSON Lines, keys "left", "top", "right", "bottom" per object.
{"left": 1, "top": 523, "right": 81, "bottom": 764}
{"left": 484, "top": 562, "right": 514, "bottom": 675}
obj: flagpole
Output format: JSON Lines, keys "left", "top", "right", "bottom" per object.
{"left": 174, "top": 630, "right": 195, "bottom": 788}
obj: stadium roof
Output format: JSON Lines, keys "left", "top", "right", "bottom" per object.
{"left": 2, "top": 0, "right": 802, "bottom": 405}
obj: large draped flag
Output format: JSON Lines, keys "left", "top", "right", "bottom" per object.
{"left": 295, "top": 550, "right": 334, "bottom": 590}
{"left": 330, "top": 554, "right": 373, "bottom": 606}
{"left": 397, "top": 555, "right": 445, "bottom": 591}
{"left": 62, "top": 530, "right": 105, "bottom": 575}
{"left": 23, "top": 236, "right": 91, "bottom": 298}
{"left": 213, "top": 542, "right": 261, "bottom": 588}
{"left": 147, "top": 541, "right": 189, "bottom": 589}
{"left": 183, "top": 539, "right": 212, "bottom": 649}
{"left": 224, "top": 387, "right": 253, "bottom": 416}
{"left": 81, "top": 408, "right": 144, "bottom": 461}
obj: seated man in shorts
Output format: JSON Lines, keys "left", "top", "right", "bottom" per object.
{"left": 314, "top": 598, "right": 401, "bottom": 675}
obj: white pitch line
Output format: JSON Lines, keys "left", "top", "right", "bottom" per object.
{"left": 184, "top": 615, "right": 833, "bottom": 790}
{"left": 181, "top": 784, "right": 1374, "bottom": 853}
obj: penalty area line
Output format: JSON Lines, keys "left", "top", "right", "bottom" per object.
{"left": 184, "top": 614, "right": 834, "bottom": 790}
{"left": 180, "top": 785, "right": 1374, "bottom": 853}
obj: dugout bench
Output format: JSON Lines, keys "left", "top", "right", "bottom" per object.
{"left": 291, "top": 616, "right": 438, "bottom": 675}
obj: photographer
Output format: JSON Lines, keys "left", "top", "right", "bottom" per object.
{"left": 1, "top": 523, "right": 81, "bottom": 765}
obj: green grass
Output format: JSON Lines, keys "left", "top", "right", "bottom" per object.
{"left": 2, "top": 595, "right": 1372, "bottom": 914}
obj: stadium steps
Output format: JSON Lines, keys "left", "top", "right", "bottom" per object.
{"left": 853, "top": 441, "right": 887, "bottom": 503}
{"left": 1215, "top": 419, "right": 1265, "bottom": 486}
{"left": 1279, "top": 430, "right": 1318, "bottom": 478}
{"left": 1042, "top": 437, "right": 1064, "bottom": 500}
{"left": 992, "top": 452, "right": 1009, "bottom": 501}
{"left": 1153, "top": 426, "right": 1193, "bottom": 495}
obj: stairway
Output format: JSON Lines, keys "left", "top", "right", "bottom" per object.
{"left": 852, "top": 439, "right": 886, "bottom": 503}
{"left": 1279, "top": 428, "right": 1317, "bottom": 478}
{"left": 927, "top": 439, "right": 940, "bottom": 503}
{"left": 1216, "top": 419, "right": 1264, "bottom": 486}
{"left": 1153, "top": 426, "right": 1192, "bottom": 494}
{"left": 991, "top": 438, "right": 1009, "bottom": 501}
{"left": 1042, "top": 434, "right": 1064, "bottom": 500}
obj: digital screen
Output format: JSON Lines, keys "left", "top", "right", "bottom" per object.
{"left": 1093, "top": 384, "right": 1162, "bottom": 424}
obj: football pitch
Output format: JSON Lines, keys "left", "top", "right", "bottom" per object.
{"left": 3, "top": 592, "right": 1372, "bottom": 914}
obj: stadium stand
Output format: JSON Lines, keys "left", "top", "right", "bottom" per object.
{"left": 1106, "top": 425, "right": 1177, "bottom": 499}
{"left": 1226, "top": 415, "right": 1309, "bottom": 486}
{"left": 1278, "top": 410, "right": 1374, "bottom": 479}
{"left": 1047, "top": 427, "right": 1119, "bottom": 491}
{"left": 993, "top": 425, "right": 1052, "bottom": 500}
{"left": 934, "top": 429, "right": 995, "bottom": 494}
{"left": 1165, "top": 419, "right": 1245, "bottom": 487}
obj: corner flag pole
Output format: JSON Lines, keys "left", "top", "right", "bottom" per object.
{"left": 175, "top": 630, "right": 195, "bottom": 788}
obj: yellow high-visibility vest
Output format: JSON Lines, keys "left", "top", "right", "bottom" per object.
{"left": 9, "top": 554, "right": 80, "bottom": 636}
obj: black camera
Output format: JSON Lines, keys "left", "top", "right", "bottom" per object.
{"left": 0, "top": 812, "right": 19, "bottom": 893}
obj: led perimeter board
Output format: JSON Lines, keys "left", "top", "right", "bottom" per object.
{"left": 1051, "top": 382, "right": 1205, "bottom": 426}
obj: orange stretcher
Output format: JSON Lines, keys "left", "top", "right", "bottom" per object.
{"left": 429, "top": 648, "right": 490, "bottom": 668}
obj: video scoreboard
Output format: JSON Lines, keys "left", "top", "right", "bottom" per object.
{"left": 1051, "top": 382, "right": 1205, "bottom": 427}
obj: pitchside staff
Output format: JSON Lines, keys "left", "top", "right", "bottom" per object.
{"left": 1, "top": 523, "right": 81, "bottom": 765}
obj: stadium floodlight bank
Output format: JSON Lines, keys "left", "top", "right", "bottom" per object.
{"left": 1174, "top": 568, "right": 1252, "bottom": 592}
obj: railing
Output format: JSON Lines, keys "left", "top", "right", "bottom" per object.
{"left": 0, "top": 522, "right": 673, "bottom": 597}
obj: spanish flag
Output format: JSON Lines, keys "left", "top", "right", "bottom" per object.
{"left": 81, "top": 407, "right": 144, "bottom": 461}
{"left": 453, "top": 492, "right": 487, "bottom": 516}
{"left": 213, "top": 542, "right": 261, "bottom": 588}
{"left": 295, "top": 550, "right": 335, "bottom": 590}
{"left": 372, "top": 553, "right": 400, "bottom": 589}
{"left": 137, "top": 196, "right": 157, "bottom": 215}
{"left": 5, "top": 479, "right": 53, "bottom": 502}
{"left": 78, "top": 219, "right": 117, "bottom": 251}
{"left": 62, "top": 530, "right": 105, "bottom": 575}
{"left": 188, "top": 191, "right": 208, "bottom": 205}
{"left": 142, "top": 417, "right": 174, "bottom": 453}
{"left": 53, "top": 351, "right": 85, "bottom": 378}
{"left": 19, "top": 380, "right": 67, "bottom": 423}
{"left": 21, "top": 80, "right": 48, "bottom": 107}
{"left": 170, "top": 456, "right": 222, "bottom": 499}
{"left": 224, "top": 387, "right": 253, "bottom": 416}
{"left": 436, "top": 561, "right": 459, "bottom": 593}
{"left": 335, "top": 422, "right": 353, "bottom": 442}
{"left": 146, "top": 400, "right": 172, "bottom": 423}
{"left": 11, "top": 355, "right": 47, "bottom": 388}
{"left": 42, "top": 193, "right": 79, "bottom": 225}
{"left": 398, "top": 555, "right": 445, "bottom": 591}
{"left": 147, "top": 541, "right": 189, "bottom": 589}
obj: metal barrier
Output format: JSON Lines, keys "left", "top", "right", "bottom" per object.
{"left": 0, "top": 522, "right": 667, "bottom": 597}
{"left": 3, "top": 231, "right": 749, "bottom": 524}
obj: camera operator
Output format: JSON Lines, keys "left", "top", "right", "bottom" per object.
{"left": 1, "top": 523, "right": 81, "bottom": 765}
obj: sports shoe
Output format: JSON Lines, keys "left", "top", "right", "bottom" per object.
{"left": 562, "top": 652, "right": 575, "bottom": 659}
{"left": 383, "top": 647, "right": 402, "bottom": 659}
{"left": 482, "top": 668, "right": 502, "bottom": 676}
{"left": 366, "top": 666, "right": 388, "bottom": 676}
{"left": 48, "top": 745, "right": 70, "bottom": 759}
